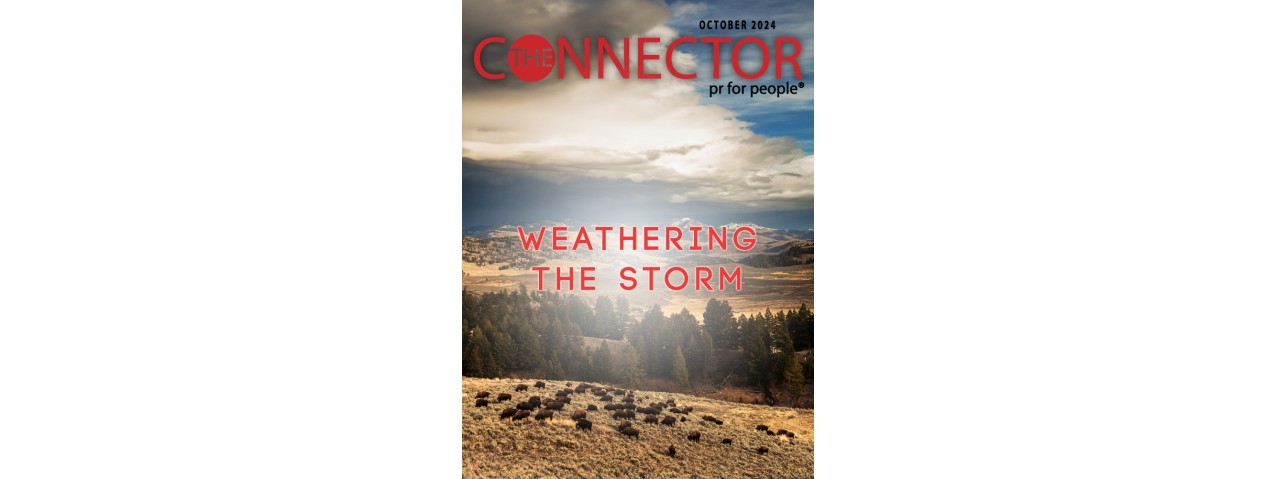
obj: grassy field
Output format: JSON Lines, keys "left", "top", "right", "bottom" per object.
{"left": 462, "top": 377, "right": 814, "bottom": 478}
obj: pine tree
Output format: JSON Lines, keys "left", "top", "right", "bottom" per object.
{"left": 619, "top": 343, "right": 645, "bottom": 389}
{"left": 783, "top": 353, "right": 805, "bottom": 398}
{"left": 544, "top": 351, "right": 565, "bottom": 380}
{"left": 672, "top": 345, "right": 690, "bottom": 389}
{"left": 702, "top": 298, "right": 738, "bottom": 349}
{"left": 591, "top": 343, "right": 614, "bottom": 382}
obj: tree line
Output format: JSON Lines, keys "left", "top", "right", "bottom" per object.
{"left": 462, "top": 287, "right": 815, "bottom": 404}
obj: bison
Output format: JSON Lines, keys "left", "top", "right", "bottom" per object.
{"left": 620, "top": 427, "right": 640, "bottom": 439}
{"left": 533, "top": 381, "right": 546, "bottom": 388}
{"left": 721, "top": 438, "right": 733, "bottom": 445}
{"left": 643, "top": 414, "right": 658, "bottom": 424}
{"left": 544, "top": 401, "right": 565, "bottom": 411}
{"left": 679, "top": 417, "right": 686, "bottom": 422}
{"left": 776, "top": 429, "right": 789, "bottom": 436}
{"left": 618, "top": 403, "right": 636, "bottom": 410}
{"left": 622, "top": 397, "right": 634, "bottom": 404}
{"left": 687, "top": 431, "right": 701, "bottom": 442}
{"left": 575, "top": 419, "right": 592, "bottom": 431}
{"left": 660, "top": 415, "right": 676, "bottom": 426}
{"left": 666, "top": 399, "right": 676, "bottom": 406}
{"left": 571, "top": 409, "right": 587, "bottom": 421}
{"left": 603, "top": 404, "right": 619, "bottom": 411}
{"left": 527, "top": 396, "right": 542, "bottom": 408}
{"left": 667, "top": 445, "right": 676, "bottom": 457}
{"left": 515, "top": 401, "right": 533, "bottom": 411}
{"left": 600, "top": 395, "right": 613, "bottom": 402}
{"left": 616, "top": 420, "right": 632, "bottom": 430}
{"left": 512, "top": 410, "right": 531, "bottom": 421}
{"left": 499, "top": 407, "right": 517, "bottom": 419}
{"left": 767, "top": 430, "right": 776, "bottom": 436}
{"left": 669, "top": 408, "right": 683, "bottom": 414}
{"left": 786, "top": 431, "right": 796, "bottom": 438}
{"left": 612, "top": 410, "right": 636, "bottom": 419}
{"left": 534, "top": 410, "right": 553, "bottom": 421}
{"left": 515, "top": 384, "right": 529, "bottom": 392}
{"left": 475, "top": 391, "right": 490, "bottom": 399}
{"left": 637, "top": 407, "right": 660, "bottom": 415}
{"left": 756, "top": 425, "right": 769, "bottom": 432}
{"left": 586, "top": 404, "right": 598, "bottom": 411}
{"left": 496, "top": 393, "right": 512, "bottom": 402}
{"left": 702, "top": 415, "right": 723, "bottom": 425}
{"left": 475, "top": 399, "right": 489, "bottom": 408}
{"left": 757, "top": 446, "right": 769, "bottom": 454}
{"left": 683, "top": 406, "right": 694, "bottom": 413}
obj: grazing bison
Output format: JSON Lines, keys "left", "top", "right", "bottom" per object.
{"left": 660, "top": 416, "right": 676, "bottom": 426}
{"left": 622, "top": 397, "right": 634, "bottom": 404}
{"left": 679, "top": 417, "right": 686, "bottom": 423}
{"left": 612, "top": 410, "right": 636, "bottom": 419}
{"left": 721, "top": 438, "right": 733, "bottom": 445}
{"left": 534, "top": 410, "right": 553, "bottom": 421}
{"left": 669, "top": 408, "right": 683, "bottom": 414}
{"left": 776, "top": 429, "right": 789, "bottom": 436}
{"left": 474, "top": 399, "right": 489, "bottom": 408}
{"left": 527, "top": 396, "right": 542, "bottom": 408}
{"left": 620, "top": 427, "right": 640, "bottom": 439}
{"left": 767, "top": 430, "right": 776, "bottom": 436}
{"left": 515, "top": 401, "right": 533, "bottom": 411}
{"left": 757, "top": 446, "right": 769, "bottom": 454}
{"left": 586, "top": 404, "right": 598, "bottom": 411}
{"left": 515, "top": 384, "right": 529, "bottom": 392}
{"left": 565, "top": 382, "right": 573, "bottom": 387}
{"left": 496, "top": 393, "right": 512, "bottom": 402}
{"left": 667, "top": 445, "right": 676, "bottom": 457}
{"left": 571, "top": 409, "right": 587, "bottom": 421}
{"left": 666, "top": 399, "right": 676, "bottom": 406}
{"left": 687, "top": 431, "right": 701, "bottom": 442}
{"left": 786, "top": 431, "right": 796, "bottom": 438}
{"left": 702, "top": 415, "right": 723, "bottom": 425}
{"left": 475, "top": 391, "right": 490, "bottom": 399}
{"left": 643, "top": 414, "right": 659, "bottom": 424}
{"left": 600, "top": 395, "right": 613, "bottom": 402}
{"left": 512, "top": 410, "right": 531, "bottom": 421}
{"left": 574, "top": 385, "right": 589, "bottom": 394}
{"left": 756, "top": 425, "right": 769, "bottom": 432}
{"left": 533, "top": 381, "right": 546, "bottom": 389}
{"left": 575, "top": 419, "right": 592, "bottom": 431}
{"left": 499, "top": 408, "right": 517, "bottom": 419}
{"left": 603, "top": 404, "right": 619, "bottom": 411}
{"left": 637, "top": 407, "right": 660, "bottom": 415}
{"left": 616, "top": 420, "right": 632, "bottom": 430}
{"left": 683, "top": 406, "right": 694, "bottom": 413}
{"left": 618, "top": 403, "right": 636, "bottom": 410}
{"left": 544, "top": 401, "right": 565, "bottom": 411}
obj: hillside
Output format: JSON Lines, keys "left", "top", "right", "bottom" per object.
{"left": 462, "top": 377, "right": 814, "bottom": 478}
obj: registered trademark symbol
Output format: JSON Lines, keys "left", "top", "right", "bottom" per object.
{"left": 798, "top": 82, "right": 804, "bottom": 88}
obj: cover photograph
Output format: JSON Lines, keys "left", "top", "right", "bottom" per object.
{"left": 461, "top": 0, "right": 815, "bottom": 476}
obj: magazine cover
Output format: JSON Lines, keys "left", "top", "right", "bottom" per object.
{"left": 462, "top": 0, "right": 814, "bottom": 476}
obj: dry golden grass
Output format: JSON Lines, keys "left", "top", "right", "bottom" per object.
{"left": 462, "top": 377, "right": 814, "bottom": 478}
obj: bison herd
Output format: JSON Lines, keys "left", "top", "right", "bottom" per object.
{"left": 470, "top": 380, "right": 801, "bottom": 461}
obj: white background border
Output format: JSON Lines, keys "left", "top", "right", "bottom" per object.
{"left": 3, "top": 0, "right": 1274, "bottom": 477}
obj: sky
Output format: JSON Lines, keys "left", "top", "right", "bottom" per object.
{"left": 462, "top": 0, "right": 814, "bottom": 230}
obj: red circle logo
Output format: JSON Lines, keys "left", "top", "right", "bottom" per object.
{"left": 508, "top": 35, "right": 554, "bottom": 82}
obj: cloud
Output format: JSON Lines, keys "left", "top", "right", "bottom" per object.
{"left": 462, "top": 0, "right": 813, "bottom": 211}
{"left": 670, "top": 2, "right": 708, "bottom": 17}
